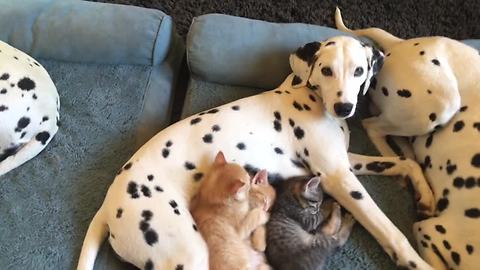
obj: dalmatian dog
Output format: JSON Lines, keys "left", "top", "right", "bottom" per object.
{"left": 336, "top": 7, "right": 480, "bottom": 270}
{"left": 0, "top": 40, "right": 59, "bottom": 177}
{"left": 77, "top": 36, "right": 436, "bottom": 270}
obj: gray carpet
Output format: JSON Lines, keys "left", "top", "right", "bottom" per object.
{"left": 96, "top": 0, "right": 480, "bottom": 40}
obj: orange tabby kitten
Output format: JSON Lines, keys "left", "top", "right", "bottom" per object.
{"left": 191, "top": 152, "right": 270, "bottom": 270}
{"left": 249, "top": 171, "right": 276, "bottom": 252}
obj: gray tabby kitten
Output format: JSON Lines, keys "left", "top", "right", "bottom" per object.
{"left": 266, "top": 176, "right": 355, "bottom": 270}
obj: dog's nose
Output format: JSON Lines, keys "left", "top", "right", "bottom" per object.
{"left": 334, "top": 102, "right": 353, "bottom": 117}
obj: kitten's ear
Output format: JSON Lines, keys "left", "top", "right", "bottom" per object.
{"left": 252, "top": 169, "right": 268, "bottom": 185}
{"left": 214, "top": 151, "right": 227, "bottom": 166}
{"left": 302, "top": 176, "right": 322, "bottom": 199}
{"left": 230, "top": 179, "right": 248, "bottom": 200}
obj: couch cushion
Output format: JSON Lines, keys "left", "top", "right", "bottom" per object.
{"left": 0, "top": 0, "right": 175, "bottom": 66}
{"left": 187, "top": 14, "right": 349, "bottom": 90}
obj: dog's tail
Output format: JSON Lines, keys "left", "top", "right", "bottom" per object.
{"left": 334, "top": 7, "right": 403, "bottom": 50}
{"left": 77, "top": 207, "right": 109, "bottom": 270}
{"left": 0, "top": 126, "right": 58, "bottom": 177}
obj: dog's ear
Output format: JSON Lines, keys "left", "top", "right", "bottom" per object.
{"left": 361, "top": 45, "right": 384, "bottom": 95}
{"left": 289, "top": 42, "right": 321, "bottom": 88}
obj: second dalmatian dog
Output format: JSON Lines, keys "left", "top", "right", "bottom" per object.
{"left": 77, "top": 36, "right": 436, "bottom": 270}
{"left": 336, "top": 7, "right": 480, "bottom": 270}
{"left": 0, "top": 40, "right": 59, "bottom": 177}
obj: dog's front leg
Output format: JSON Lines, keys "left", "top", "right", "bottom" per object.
{"left": 319, "top": 169, "right": 434, "bottom": 270}
{"left": 348, "top": 153, "right": 435, "bottom": 217}
{"left": 362, "top": 116, "right": 405, "bottom": 157}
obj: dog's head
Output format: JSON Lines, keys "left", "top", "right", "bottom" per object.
{"left": 289, "top": 36, "right": 384, "bottom": 119}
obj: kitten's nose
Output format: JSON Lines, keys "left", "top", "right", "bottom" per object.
{"left": 334, "top": 102, "right": 353, "bottom": 117}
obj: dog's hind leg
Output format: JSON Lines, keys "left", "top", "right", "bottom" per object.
{"left": 0, "top": 126, "right": 58, "bottom": 176}
{"left": 362, "top": 116, "right": 403, "bottom": 157}
{"left": 319, "top": 169, "right": 434, "bottom": 270}
{"left": 348, "top": 153, "right": 435, "bottom": 217}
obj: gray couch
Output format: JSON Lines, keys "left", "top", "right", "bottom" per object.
{"left": 1, "top": 1, "right": 479, "bottom": 269}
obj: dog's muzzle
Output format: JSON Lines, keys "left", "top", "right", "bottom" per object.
{"left": 334, "top": 102, "right": 353, "bottom": 117}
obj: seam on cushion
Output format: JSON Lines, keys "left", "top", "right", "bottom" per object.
{"left": 28, "top": 0, "right": 56, "bottom": 56}
{"left": 150, "top": 12, "right": 164, "bottom": 66}
{"left": 137, "top": 66, "right": 154, "bottom": 139}
{"left": 151, "top": 13, "right": 174, "bottom": 66}
{"left": 185, "top": 16, "right": 197, "bottom": 74}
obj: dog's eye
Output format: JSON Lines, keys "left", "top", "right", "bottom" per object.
{"left": 354, "top": 67, "right": 364, "bottom": 77}
{"left": 321, "top": 67, "right": 333, "bottom": 77}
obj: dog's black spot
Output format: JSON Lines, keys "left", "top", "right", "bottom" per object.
{"left": 127, "top": 181, "right": 139, "bottom": 199}
{"left": 237, "top": 142, "right": 246, "bottom": 150}
{"left": 291, "top": 159, "right": 305, "bottom": 169}
{"left": 366, "top": 161, "right": 395, "bottom": 173}
{"left": 451, "top": 251, "right": 460, "bottom": 265}
{"left": 425, "top": 132, "right": 434, "bottom": 148}
{"left": 144, "top": 260, "right": 154, "bottom": 270}
{"left": 465, "top": 208, "right": 480, "bottom": 218}
{"left": 427, "top": 89, "right": 432, "bottom": 94}
{"left": 202, "top": 134, "right": 213, "bottom": 143}
{"left": 273, "top": 120, "right": 282, "bottom": 132}
{"left": 353, "top": 164, "right": 362, "bottom": 170}
{"left": 35, "top": 131, "right": 50, "bottom": 145}
{"left": 175, "top": 265, "right": 184, "bottom": 270}
{"left": 409, "top": 261, "right": 417, "bottom": 268}
{"left": 169, "top": 200, "right": 178, "bottom": 208}
{"left": 471, "top": 154, "right": 480, "bottom": 168}
{"left": 144, "top": 229, "right": 158, "bottom": 246}
{"left": 420, "top": 240, "right": 428, "bottom": 248}
{"left": 193, "top": 224, "right": 198, "bottom": 231}
{"left": 474, "top": 123, "right": 480, "bottom": 131}
{"left": 420, "top": 51, "right": 425, "bottom": 55}
{"left": 309, "top": 94, "right": 317, "bottom": 102}
{"left": 382, "top": 87, "right": 389, "bottom": 96}
{"left": 0, "top": 105, "right": 8, "bottom": 111}
{"left": 116, "top": 208, "right": 123, "bottom": 218}
{"left": 193, "top": 172, "right": 204, "bottom": 181}
{"left": 212, "top": 124, "right": 221, "bottom": 132}
{"left": 437, "top": 198, "right": 449, "bottom": 212}
{"left": 397, "top": 89, "right": 412, "bottom": 98}
{"left": 429, "top": 113, "right": 437, "bottom": 121}
{"left": 293, "top": 101, "right": 303, "bottom": 111}
{"left": 17, "top": 77, "right": 36, "bottom": 91}
{"left": 207, "top": 109, "right": 219, "bottom": 114}
{"left": 453, "top": 121, "right": 465, "bottom": 132}
{"left": 185, "top": 162, "right": 196, "bottom": 170}
{"left": 32, "top": 94, "right": 37, "bottom": 100}
{"left": 42, "top": 116, "right": 49, "bottom": 122}
{"left": 295, "top": 42, "right": 321, "bottom": 63}
{"left": 435, "top": 224, "right": 446, "bottom": 234}
{"left": 414, "top": 42, "right": 420, "bottom": 46}
{"left": 142, "top": 210, "right": 153, "bottom": 221}
{"left": 465, "top": 177, "right": 476, "bottom": 188}
{"left": 337, "top": 91, "right": 342, "bottom": 97}
{"left": 423, "top": 234, "right": 431, "bottom": 240}
{"left": 289, "top": 119, "right": 295, "bottom": 127}
{"left": 190, "top": 117, "right": 202, "bottom": 125}
{"left": 141, "top": 185, "right": 151, "bottom": 197}
{"left": 274, "top": 90, "right": 282, "bottom": 94}
{"left": 453, "top": 177, "right": 464, "bottom": 188}
{"left": 0, "top": 73, "right": 9, "bottom": 80}
{"left": 231, "top": 105, "right": 240, "bottom": 111}
{"left": 293, "top": 126, "right": 305, "bottom": 140}
{"left": 443, "top": 188, "right": 450, "bottom": 196}
{"left": 20, "top": 132, "right": 27, "bottom": 139}
{"left": 124, "top": 162, "right": 132, "bottom": 170}
{"left": 304, "top": 148, "right": 309, "bottom": 156}
{"left": 139, "top": 220, "right": 149, "bottom": 232}
{"left": 446, "top": 163, "right": 457, "bottom": 175}
{"left": 174, "top": 209, "right": 180, "bottom": 215}
{"left": 386, "top": 52, "right": 391, "bottom": 57}
{"left": 303, "top": 104, "right": 311, "bottom": 111}
{"left": 147, "top": 175, "right": 154, "bottom": 181}
{"left": 466, "top": 245, "right": 474, "bottom": 254}
{"left": 15, "top": 117, "right": 30, "bottom": 132}
{"left": 460, "top": 106, "right": 468, "bottom": 112}
{"left": 273, "top": 111, "right": 281, "bottom": 120}
{"left": 166, "top": 140, "right": 173, "bottom": 147}
{"left": 155, "top": 186, "right": 163, "bottom": 192}
{"left": 350, "top": 191, "right": 363, "bottom": 200}
{"left": 432, "top": 59, "right": 441, "bottom": 66}
{"left": 292, "top": 75, "right": 302, "bottom": 86}
{"left": 431, "top": 243, "right": 449, "bottom": 268}
{"left": 274, "top": 147, "right": 283, "bottom": 154}
{"left": 443, "top": 240, "right": 451, "bottom": 250}
{"left": 0, "top": 88, "right": 6, "bottom": 94}
{"left": 162, "top": 148, "right": 170, "bottom": 158}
